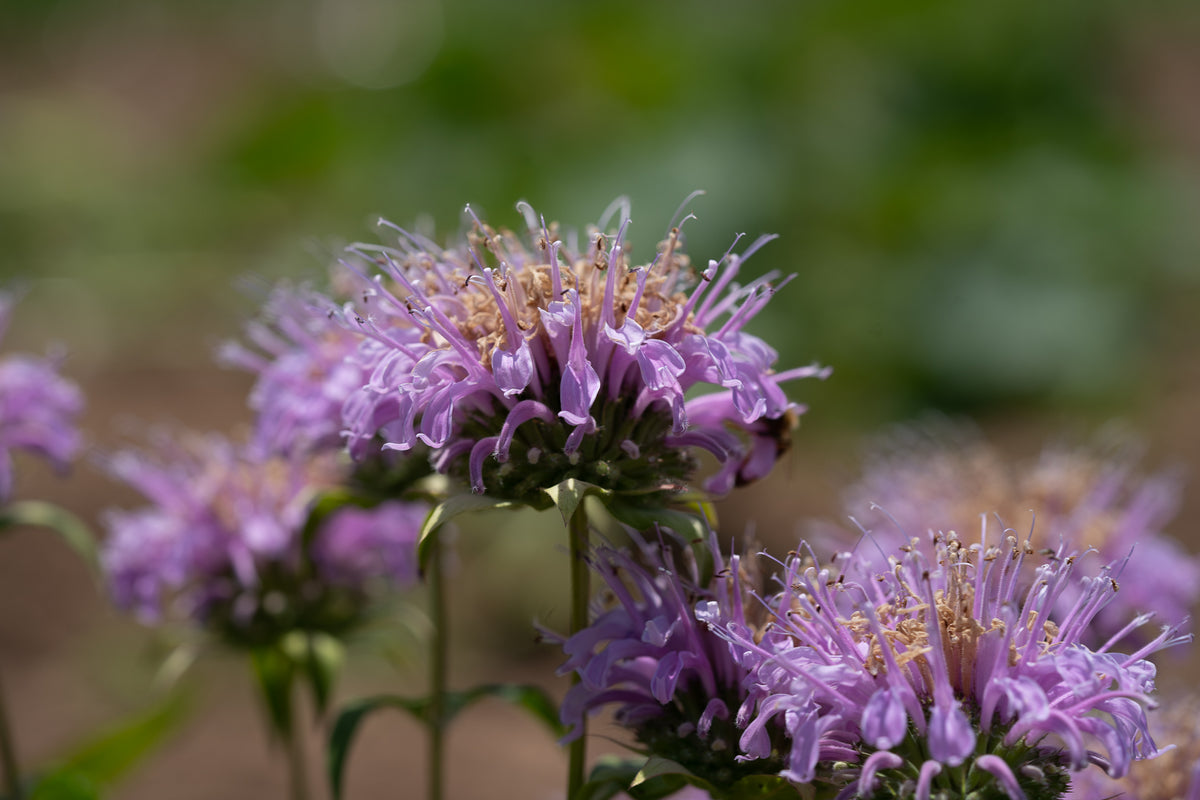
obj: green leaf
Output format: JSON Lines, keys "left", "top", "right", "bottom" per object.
{"left": 0, "top": 500, "right": 98, "bottom": 576}
{"left": 416, "top": 494, "right": 523, "bottom": 572}
{"left": 625, "top": 756, "right": 808, "bottom": 800}
{"left": 631, "top": 756, "right": 696, "bottom": 787}
{"left": 573, "top": 756, "right": 644, "bottom": 800}
{"left": 28, "top": 771, "right": 98, "bottom": 800}
{"left": 280, "top": 631, "right": 344, "bottom": 718}
{"left": 26, "top": 694, "right": 187, "bottom": 800}
{"left": 629, "top": 756, "right": 709, "bottom": 798}
{"left": 327, "top": 683, "right": 563, "bottom": 800}
{"left": 328, "top": 694, "right": 428, "bottom": 800}
{"left": 441, "top": 684, "right": 563, "bottom": 737}
{"left": 55, "top": 695, "right": 186, "bottom": 786}
{"left": 722, "top": 774, "right": 809, "bottom": 799}
{"left": 542, "top": 479, "right": 610, "bottom": 526}
{"left": 607, "top": 502, "right": 715, "bottom": 585}
{"left": 249, "top": 645, "right": 297, "bottom": 740}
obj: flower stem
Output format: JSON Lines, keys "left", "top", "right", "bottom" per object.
{"left": 429, "top": 536, "right": 448, "bottom": 800}
{"left": 0, "top": 668, "right": 24, "bottom": 800}
{"left": 566, "top": 506, "right": 590, "bottom": 800}
{"left": 283, "top": 700, "right": 311, "bottom": 800}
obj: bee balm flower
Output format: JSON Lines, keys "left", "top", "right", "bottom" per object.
{"left": 337, "top": 199, "right": 827, "bottom": 503}
{"left": 707, "top": 525, "right": 1186, "bottom": 800}
{"left": 0, "top": 292, "right": 83, "bottom": 502}
{"left": 220, "top": 282, "right": 368, "bottom": 458}
{"left": 821, "top": 426, "right": 1199, "bottom": 640}
{"left": 548, "top": 534, "right": 787, "bottom": 790}
{"left": 101, "top": 432, "right": 424, "bottom": 646}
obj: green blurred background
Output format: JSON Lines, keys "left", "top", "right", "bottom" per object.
{"left": 2, "top": 0, "right": 1200, "bottom": 797}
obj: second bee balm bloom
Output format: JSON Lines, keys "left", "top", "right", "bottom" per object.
{"left": 338, "top": 198, "right": 827, "bottom": 503}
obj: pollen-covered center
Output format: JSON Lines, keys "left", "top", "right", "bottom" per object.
{"left": 394, "top": 223, "right": 696, "bottom": 369}
{"left": 842, "top": 537, "right": 1059, "bottom": 701}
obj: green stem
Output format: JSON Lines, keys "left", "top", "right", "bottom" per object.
{"left": 0, "top": 668, "right": 24, "bottom": 800}
{"left": 566, "top": 506, "right": 590, "bottom": 800}
{"left": 284, "top": 699, "right": 311, "bottom": 800}
{"left": 429, "top": 536, "right": 448, "bottom": 800}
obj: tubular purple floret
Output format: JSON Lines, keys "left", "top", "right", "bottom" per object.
{"left": 692, "top": 238, "right": 751, "bottom": 324}
{"left": 598, "top": 217, "right": 631, "bottom": 334}
{"left": 1118, "top": 619, "right": 1191, "bottom": 664}
{"left": 493, "top": 400, "right": 556, "bottom": 462}
{"left": 469, "top": 436, "right": 501, "bottom": 494}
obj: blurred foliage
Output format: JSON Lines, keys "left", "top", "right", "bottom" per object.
{"left": 24, "top": 693, "right": 186, "bottom": 800}
{"left": 0, "top": 0, "right": 1197, "bottom": 425}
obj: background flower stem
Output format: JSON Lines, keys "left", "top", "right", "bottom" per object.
{"left": 284, "top": 685, "right": 310, "bottom": 800}
{"left": 0, "top": 669, "right": 24, "bottom": 800}
{"left": 566, "top": 506, "right": 590, "bottom": 800}
{"left": 428, "top": 536, "right": 447, "bottom": 800}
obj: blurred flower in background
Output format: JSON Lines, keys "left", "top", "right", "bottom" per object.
{"left": 814, "top": 422, "right": 1200, "bottom": 641}
{"left": 100, "top": 432, "right": 423, "bottom": 646}
{"left": 0, "top": 291, "right": 84, "bottom": 502}
{"left": 219, "top": 280, "right": 367, "bottom": 458}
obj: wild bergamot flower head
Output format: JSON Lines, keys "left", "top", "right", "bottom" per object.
{"left": 0, "top": 291, "right": 84, "bottom": 503}
{"left": 335, "top": 198, "right": 827, "bottom": 504}
{"left": 818, "top": 424, "right": 1199, "bottom": 641}
{"left": 220, "top": 281, "right": 368, "bottom": 458}
{"left": 706, "top": 523, "right": 1186, "bottom": 800}
{"left": 548, "top": 532, "right": 786, "bottom": 790}
{"left": 101, "top": 431, "right": 424, "bottom": 647}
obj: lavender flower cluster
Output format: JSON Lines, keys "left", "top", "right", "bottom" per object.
{"left": 327, "top": 197, "right": 828, "bottom": 502}
{"left": 101, "top": 433, "right": 424, "bottom": 645}
{"left": 0, "top": 292, "right": 83, "bottom": 503}
{"left": 4, "top": 197, "right": 1197, "bottom": 800}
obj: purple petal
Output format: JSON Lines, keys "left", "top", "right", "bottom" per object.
{"left": 491, "top": 339, "right": 534, "bottom": 397}
{"left": 915, "top": 760, "right": 943, "bottom": 800}
{"left": 862, "top": 688, "right": 908, "bottom": 750}
{"left": 635, "top": 339, "right": 686, "bottom": 392}
{"left": 858, "top": 750, "right": 904, "bottom": 798}
{"left": 928, "top": 701, "right": 974, "bottom": 766}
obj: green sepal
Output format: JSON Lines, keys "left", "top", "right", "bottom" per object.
{"left": 606, "top": 500, "right": 716, "bottom": 586}
{"left": 280, "top": 631, "right": 345, "bottom": 718}
{"left": 249, "top": 644, "right": 298, "bottom": 740}
{"left": 416, "top": 493, "right": 524, "bottom": 573}
{"left": 573, "top": 755, "right": 644, "bottom": 800}
{"left": 542, "top": 478, "right": 611, "bottom": 526}
{"left": 579, "top": 755, "right": 807, "bottom": 800}
{"left": 719, "top": 775, "right": 811, "bottom": 800}
{"left": 628, "top": 756, "right": 699, "bottom": 798}
{"left": 328, "top": 683, "right": 562, "bottom": 799}
{"left": 0, "top": 500, "right": 98, "bottom": 576}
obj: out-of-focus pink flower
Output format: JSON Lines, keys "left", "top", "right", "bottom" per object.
{"left": 0, "top": 291, "right": 83, "bottom": 502}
